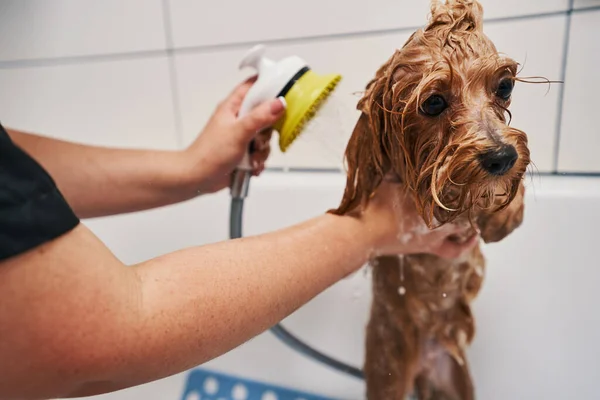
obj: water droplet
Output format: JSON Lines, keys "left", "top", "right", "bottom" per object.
{"left": 398, "top": 255, "right": 405, "bottom": 282}
{"left": 398, "top": 286, "right": 406, "bottom": 296}
{"left": 442, "top": 292, "right": 447, "bottom": 298}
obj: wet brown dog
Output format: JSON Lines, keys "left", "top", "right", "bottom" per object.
{"left": 330, "top": 0, "right": 532, "bottom": 398}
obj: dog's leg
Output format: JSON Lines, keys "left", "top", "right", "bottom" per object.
{"left": 411, "top": 252, "right": 481, "bottom": 400}
{"left": 365, "top": 257, "right": 421, "bottom": 400}
{"left": 414, "top": 339, "right": 474, "bottom": 400}
{"left": 364, "top": 306, "right": 415, "bottom": 400}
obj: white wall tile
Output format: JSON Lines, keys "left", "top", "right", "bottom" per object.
{"left": 168, "top": 0, "right": 569, "bottom": 50}
{"left": 0, "top": 57, "right": 178, "bottom": 150}
{"left": 574, "top": 0, "right": 600, "bottom": 9}
{"left": 478, "top": 0, "right": 568, "bottom": 19}
{"left": 484, "top": 15, "right": 567, "bottom": 172}
{"left": 0, "top": 0, "right": 166, "bottom": 62}
{"left": 174, "top": 32, "right": 412, "bottom": 169}
{"left": 168, "top": 0, "right": 428, "bottom": 49}
{"left": 558, "top": 10, "right": 600, "bottom": 172}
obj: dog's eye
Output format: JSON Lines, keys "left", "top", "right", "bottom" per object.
{"left": 421, "top": 95, "right": 448, "bottom": 116}
{"left": 496, "top": 78, "right": 514, "bottom": 100}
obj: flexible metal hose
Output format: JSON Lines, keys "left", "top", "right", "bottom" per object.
{"left": 229, "top": 196, "right": 364, "bottom": 380}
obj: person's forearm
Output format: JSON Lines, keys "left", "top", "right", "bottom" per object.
{"left": 0, "top": 213, "right": 375, "bottom": 399}
{"left": 136, "top": 213, "right": 367, "bottom": 370}
{"left": 92, "top": 213, "right": 369, "bottom": 395}
{"left": 6, "top": 128, "right": 199, "bottom": 218}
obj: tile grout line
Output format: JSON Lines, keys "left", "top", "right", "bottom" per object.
{"left": 167, "top": 60, "right": 185, "bottom": 149}
{"left": 161, "top": 0, "right": 174, "bottom": 50}
{"left": 0, "top": 48, "right": 167, "bottom": 69}
{"left": 161, "top": 0, "right": 184, "bottom": 149}
{"left": 0, "top": 8, "right": 589, "bottom": 69}
{"left": 551, "top": 0, "right": 576, "bottom": 173}
{"left": 573, "top": 4, "right": 600, "bottom": 13}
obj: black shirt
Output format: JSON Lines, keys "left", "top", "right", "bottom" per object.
{"left": 0, "top": 123, "right": 79, "bottom": 260}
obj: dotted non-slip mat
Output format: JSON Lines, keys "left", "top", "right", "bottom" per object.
{"left": 181, "top": 367, "right": 337, "bottom": 400}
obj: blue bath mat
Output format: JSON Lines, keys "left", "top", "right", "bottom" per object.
{"left": 181, "top": 367, "right": 337, "bottom": 400}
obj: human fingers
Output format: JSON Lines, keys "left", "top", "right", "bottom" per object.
{"left": 221, "top": 75, "right": 259, "bottom": 113}
{"left": 236, "top": 97, "right": 286, "bottom": 143}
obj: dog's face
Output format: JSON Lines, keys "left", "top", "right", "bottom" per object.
{"left": 334, "top": 0, "right": 530, "bottom": 229}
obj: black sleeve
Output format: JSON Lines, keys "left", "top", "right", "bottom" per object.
{"left": 0, "top": 123, "right": 79, "bottom": 261}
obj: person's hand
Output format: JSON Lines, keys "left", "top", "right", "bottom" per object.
{"left": 183, "top": 77, "right": 286, "bottom": 194}
{"left": 361, "top": 176, "right": 479, "bottom": 259}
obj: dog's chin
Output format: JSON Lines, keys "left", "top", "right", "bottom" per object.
{"left": 416, "top": 161, "right": 526, "bottom": 228}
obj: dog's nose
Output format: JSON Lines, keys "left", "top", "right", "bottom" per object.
{"left": 479, "top": 145, "right": 518, "bottom": 176}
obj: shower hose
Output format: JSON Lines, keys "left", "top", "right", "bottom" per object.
{"left": 229, "top": 196, "right": 364, "bottom": 380}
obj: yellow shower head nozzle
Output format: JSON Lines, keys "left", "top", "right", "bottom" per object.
{"left": 237, "top": 44, "right": 342, "bottom": 155}
{"left": 274, "top": 70, "right": 342, "bottom": 153}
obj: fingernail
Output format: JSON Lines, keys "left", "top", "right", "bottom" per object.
{"left": 271, "top": 96, "right": 286, "bottom": 115}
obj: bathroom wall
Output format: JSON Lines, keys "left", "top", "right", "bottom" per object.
{"left": 1, "top": 1, "right": 599, "bottom": 399}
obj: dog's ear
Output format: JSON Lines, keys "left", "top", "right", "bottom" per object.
{"left": 329, "top": 42, "right": 429, "bottom": 216}
{"left": 427, "top": 0, "right": 484, "bottom": 33}
{"left": 476, "top": 182, "right": 525, "bottom": 243}
{"left": 329, "top": 51, "right": 407, "bottom": 216}
{"left": 329, "top": 112, "right": 386, "bottom": 216}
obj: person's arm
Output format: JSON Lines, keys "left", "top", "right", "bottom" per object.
{"left": 5, "top": 78, "right": 285, "bottom": 219}
{"left": 5, "top": 129, "right": 195, "bottom": 218}
{"left": 0, "top": 179, "right": 475, "bottom": 400}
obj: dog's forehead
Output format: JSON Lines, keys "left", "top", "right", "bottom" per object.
{"left": 392, "top": 26, "right": 512, "bottom": 84}
{"left": 411, "top": 26, "right": 497, "bottom": 61}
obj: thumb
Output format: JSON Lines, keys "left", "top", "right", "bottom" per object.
{"left": 237, "top": 97, "right": 286, "bottom": 141}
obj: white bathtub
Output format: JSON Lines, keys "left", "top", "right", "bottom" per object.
{"left": 83, "top": 171, "right": 600, "bottom": 400}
